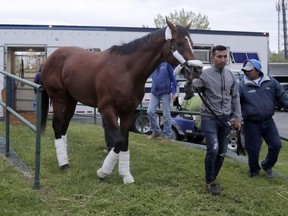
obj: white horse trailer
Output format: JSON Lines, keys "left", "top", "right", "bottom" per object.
{"left": 0, "top": 24, "right": 269, "bottom": 116}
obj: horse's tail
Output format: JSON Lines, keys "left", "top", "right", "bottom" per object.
{"left": 41, "top": 87, "right": 49, "bottom": 133}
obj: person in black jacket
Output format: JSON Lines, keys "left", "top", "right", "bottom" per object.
{"left": 239, "top": 59, "right": 288, "bottom": 178}
{"left": 33, "top": 64, "right": 42, "bottom": 111}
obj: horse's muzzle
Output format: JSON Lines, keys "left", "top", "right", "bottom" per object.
{"left": 174, "top": 60, "right": 203, "bottom": 81}
{"left": 185, "top": 65, "right": 202, "bottom": 80}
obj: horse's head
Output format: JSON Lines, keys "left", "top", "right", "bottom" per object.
{"left": 164, "top": 18, "right": 203, "bottom": 81}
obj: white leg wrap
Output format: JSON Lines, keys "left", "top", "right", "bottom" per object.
{"left": 55, "top": 138, "right": 69, "bottom": 167}
{"left": 97, "top": 148, "right": 119, "bottom": 179}
{"left": 61, "top": 134, "right": 68, "bottom": 153}
{"left": 61, "top": 134, "right": 67, "bottom": 145}
{"left": 118, "top": 150, "right": 134, "bottom": 184}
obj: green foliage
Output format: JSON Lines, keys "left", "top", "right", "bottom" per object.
{"left": 0, "top": 121, "right": 288, "bottom": 215}
{"left": 270, "top": 51, "right": 288, "bottom": 62}
{"left": 154, "top": 8, "right": 210, "bottom": 30}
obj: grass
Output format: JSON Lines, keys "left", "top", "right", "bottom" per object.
{"left": 0, "top": 120, "right": 288, "bottom": 215}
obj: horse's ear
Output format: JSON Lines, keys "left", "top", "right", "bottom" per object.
{"left": 185, "top": 21, "right": 192, "bottom": 30}
{"left": 166, "top": 17, "right": 176, "bottom": 32}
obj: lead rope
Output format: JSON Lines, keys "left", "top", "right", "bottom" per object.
{"left": 195, "top": 86, "right": 247, "bottom": 155}
{"left": 194, "top": 87, "right": 231, "bottom": 128}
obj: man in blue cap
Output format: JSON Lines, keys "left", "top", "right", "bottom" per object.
{"left": 239, "top": 59, "right": 288, "bottom": 178}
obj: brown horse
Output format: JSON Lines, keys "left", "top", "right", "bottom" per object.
{"left": 40, "top": 18, "right": 203, "bottom": 184}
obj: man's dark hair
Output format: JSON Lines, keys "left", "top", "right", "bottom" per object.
{"left": 212, "top": 45, "right": 227, "bottom": 55}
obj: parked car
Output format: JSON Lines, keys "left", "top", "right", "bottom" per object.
{"left": 166, "top": 111, "right": 204, "bottom": 143}
{"left": 130, "top": 96, "right": 241, "bottom": 152}
{"left": 130, "top": 96, "right": 204, "bottom": 142}
{"left": 170, "top": 96, "right": 203, "bottom": 142}
{"left": 130, "top": 108, "right": 204, "bottom": 142}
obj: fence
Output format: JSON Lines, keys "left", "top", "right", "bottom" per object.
{"left": 0, "top": 70, "right": 43, "bottom": 189}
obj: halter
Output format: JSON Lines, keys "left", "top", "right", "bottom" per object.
{"left": 165, "top": 27, "right": 203, "bottom": 78}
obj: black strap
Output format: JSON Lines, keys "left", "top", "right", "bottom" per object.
{"left": 195, "top": 87, "right": 231, "bottom": 128}
{"left": 236, "top": 128, "right": 246, "bottom": 155}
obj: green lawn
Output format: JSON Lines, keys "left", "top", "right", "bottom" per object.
{"left": 0, "top": 121, "right": 288, "bottom": 215}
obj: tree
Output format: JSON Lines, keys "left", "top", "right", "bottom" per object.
{"left": 154, "top": 8, "right": 210, "bottom": 30}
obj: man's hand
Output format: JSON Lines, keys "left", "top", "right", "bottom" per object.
{"left": 171, "top": 94, "right": 177, "bottom": 102}
{"left": 230, "top": 118, "right": 242, "bottom": 130}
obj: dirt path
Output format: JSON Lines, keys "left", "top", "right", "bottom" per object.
{"left": 5, "top": 111, "right": 37, "bottom": 124}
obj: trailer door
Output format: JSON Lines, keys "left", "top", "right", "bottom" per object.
{"left": 5, "top": 46, "right": 46, "bottom": 111}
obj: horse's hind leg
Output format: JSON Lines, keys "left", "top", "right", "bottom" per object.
{"left": 53, "top": 99, "right": 77, "bottom": 170}
{"left": 61, "top": 99, "right": 77, "bottom": 146}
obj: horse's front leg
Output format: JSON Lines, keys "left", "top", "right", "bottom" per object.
{"left": 96, "top": 114, "right": 120, "bottom": 180}
{"left": 96, "top": 148, "right": 119, "bottom": 178}
{"left": 96, "top": 113, "right": 134, "bottom": 184}
{"left": 113, "top": 113, "right": 135, "bottom": 184}
{"left": 118, "top": 124, "right": 134, "bottom": 184}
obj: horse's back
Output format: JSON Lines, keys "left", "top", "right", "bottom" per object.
{"left": 41, "top": 45, "right": 144, "bottom": 111}
{"left": 42, "top": 46, "right": 83, "bottom": 78}
{"left": 44, "top": 46, "right": 91, "bottom": 69}
{"left": 41, "top": 46, "right": 109, "bottom": 106}
{"left": 41, "top": 47, "right": 74, "bottom": 94}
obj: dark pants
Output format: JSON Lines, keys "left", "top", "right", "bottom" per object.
{"left": 244, "top": 118, "right": 282, "bottom": 174}
{"left": 201, "top": 115, "right": 230, "bottom": 184}
{"left": 102, "top": 119, "right": 115, "bottom": 151}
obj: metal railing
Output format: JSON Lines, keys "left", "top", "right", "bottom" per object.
{"left": 0, "top": 70, "right": 43, "bottom": 189}
{"left": 73, "top": 103, "right": 98, "bottom": 125}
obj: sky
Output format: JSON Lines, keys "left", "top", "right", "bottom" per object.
{"left": 0, "top": 0, "right": 281, "bottom": 52}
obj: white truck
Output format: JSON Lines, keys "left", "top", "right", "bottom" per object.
{"left": 0, "top": 24, "right": 269, "bottom": 119}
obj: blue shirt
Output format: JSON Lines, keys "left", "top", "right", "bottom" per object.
{"left": 151, "top": 62, "right": 177, "bottom": 96}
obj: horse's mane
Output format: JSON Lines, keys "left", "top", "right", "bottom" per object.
{"left": 109, "top": 28, "right": 165, "bottom": 55}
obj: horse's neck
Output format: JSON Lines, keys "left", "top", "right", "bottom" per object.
{"left": 129, "top": 39, "right": 166, "bottom": 84}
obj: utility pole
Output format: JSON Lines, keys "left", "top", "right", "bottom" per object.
{"left": 276, "top": 0, "right": 281, "bottom": 53}
{"left": 282, "top": 0, "right": 288, "bottom": 59}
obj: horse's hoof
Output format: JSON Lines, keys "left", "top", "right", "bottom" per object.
{"left": 122, "top": 175, "right": 135, "bottom": 184}
{"left": 97, "top": 168, "right": 108, "bottom": 179}
{"left": 60, "top": 164, "right": 69, "bottom": 171}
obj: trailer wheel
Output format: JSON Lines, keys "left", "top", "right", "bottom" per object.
{"left": 130, "top": 111, "right": 151, "bottom": 134}
{"left": 171, "top": 126, "right": 185, "bottom": 141}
